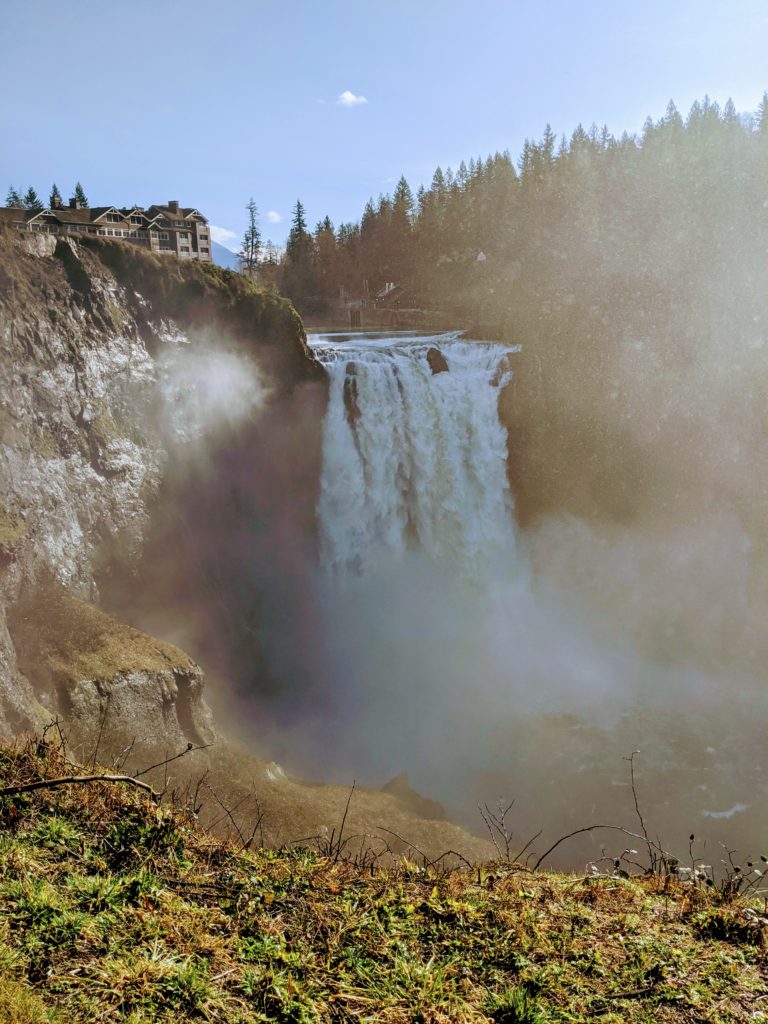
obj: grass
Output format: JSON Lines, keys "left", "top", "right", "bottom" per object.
{"left": 0, "top": 739, "right": 766, "bottom": 1023}
{"left": 9, "top": 586, "right": 197, "bottom": 688}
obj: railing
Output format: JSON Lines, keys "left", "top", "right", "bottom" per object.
{"left": 12, "top": 221, "right": 211, "bottom": 259}
{"left": 16, "top": 222, "right": 150, "bottom": 239}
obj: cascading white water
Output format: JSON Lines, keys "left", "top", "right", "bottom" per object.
{"left": 310, "top": 331, "right": 520, "bottom": 579}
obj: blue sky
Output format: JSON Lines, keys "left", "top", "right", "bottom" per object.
{"left": 1, "top": 0, "right": 767, "bottom": 251}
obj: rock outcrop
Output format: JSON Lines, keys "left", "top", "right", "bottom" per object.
{"left": 426, "top": 346, "right": 449, "bottom": 374}
{"left": 0, "top": 226, "right": 320, "bottom": 743}
{"left": 9, "top": 587, "right": 214, "bottom": 755}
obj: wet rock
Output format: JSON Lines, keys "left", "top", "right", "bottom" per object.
{"left": 343, "top": 362, "right": 361, "bottom": 426}
{"left": 426, "top": 347, "right": 449, "bottom": 374}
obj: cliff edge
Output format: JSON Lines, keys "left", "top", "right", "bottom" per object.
{"left": 0, "top": 227, "right": 319, "bottom": 743}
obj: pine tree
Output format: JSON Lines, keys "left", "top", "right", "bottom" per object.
{"left": 23, "top": 187, "right": 43, "bottom": 211}
{"left": 722, "top": 98, "right": 740, "bottom": 127}
{"left": 5, "top": 186, "right": 23, "bottom": 207}
{"left": 70, "top": 182, "right": 88, "bottom": 208}
{"left": 541, "top": 123, "right": 557, "bottom": 164}
{"left": 431, "top": 167, "right": 447, "bottom": 202}
{"left": 392, "top": 177, "right": 414, "bottom": 221}
{"left": 49, "top": 183, "right": 63, "bottom": 208}
{"left": 285, "top": 199, "right": 310, "bottom": 261}
{"left": 280, "top": 199, "right": 319, "bottom": 311}
{"left": 239, "top": 198, "right": 261, "bottom": 275}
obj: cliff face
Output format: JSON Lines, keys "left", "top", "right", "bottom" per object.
{"left": 0, "top": 228, "right": 323, "bottom": 746}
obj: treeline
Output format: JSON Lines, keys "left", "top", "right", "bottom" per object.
{"left": 4, "top": 182, "right": 88, "bottom": 210}
{"left": 279, "top": 94, "right": 768, "bottom": 529}
{"left": 276, "top": 95, "right": 768, "bottom": 318}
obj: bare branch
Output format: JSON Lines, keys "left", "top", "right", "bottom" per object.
{"left": 134, "top": 742, "right": 214, "bottom": 780}
{"left": 0, "top": 773, "right": 158, "bottom": 803}
{"left": 532, "top": 824, "right": 655, "bottom": 872}
{"left": 624, "top": 750, "right": 655, "bottom": 870}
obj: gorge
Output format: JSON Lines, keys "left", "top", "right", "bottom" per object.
{"left": 1, "top": 227, "right": 766, "bottom": 869}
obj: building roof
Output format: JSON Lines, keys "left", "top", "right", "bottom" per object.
{"left": 0, "top": 201, "right": 208, "bottom": 230}
{"left": 0, "top": 208, "right": 28, "bottom": 224}
{"left": 48, "top": 208, "right": 96, "bottom": 224}
{"left": 147, "top": 204, "right": 207, "bottom": 222}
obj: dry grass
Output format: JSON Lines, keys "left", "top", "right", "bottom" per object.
{"left": 9, "top": 587, "right": 196, "bottom": 688}
{"left": 0, "top": 739, "right": 766, "bottom": 1022}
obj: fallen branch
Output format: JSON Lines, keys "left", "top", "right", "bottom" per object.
{"left": 0, "top": 774, "right": 158, "bottom": 804}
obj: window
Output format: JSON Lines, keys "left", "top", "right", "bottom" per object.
{"left": 107, "top": 213, "right": 122, "bottom": 223}
{"left": 180, "top": 246, "right": 190, "bottom": 253}
{"left": 130, "top": 216, "right": 142, "bottom": 224}
{"left": 201, "top": 247, "right": 209, "bottom": 254}
{"left": 179, "top": 232, "right": 190, "bottom": 240}
{"left": 159, "top": 232, "right": 169, "bottom": 240}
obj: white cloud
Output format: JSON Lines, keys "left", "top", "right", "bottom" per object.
{"left": 266, "top": 210, "right": 283, "bottom": 224}
{"left": 337, "top": 90, "right": 368, "bottom": 107}
{"left": 210, "top": 225, "right": 238, "bottom": 249}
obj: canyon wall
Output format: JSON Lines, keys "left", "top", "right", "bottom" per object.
{"left": 0, "top": 228, "right": 323, "bottom": 751}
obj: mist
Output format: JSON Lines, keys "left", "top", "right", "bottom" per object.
{"left": 103, "top": 98, "right": 768, "bottom": 870}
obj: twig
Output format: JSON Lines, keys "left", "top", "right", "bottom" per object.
{"left": 513, "top": 829, "right": 543, "bottom": 865}
{"left": 375, "top": 825, "right": 431, "bottom": 866}
{"left": 532, "top": 824, "right": 656, "bottom": 872}
{"left": 428, "top": 849, "right": 474, "bottom": 871}
{"left": 134, "top": 742, "right": 214, "bottom": 779}
{"left": 593, "top": 985, "right": 658, "bottom": 1004}
{"left": 0, "top": 774, "right": 158, "bottom": 803}
{"left": 624, "top": 750, "right": 656, "bottom": 871}
{"left": 89, "top": 697, "right": 111, "bottom": 770}
{"left": 41, "top": 717, "right": 67, "bottom": 752}
{"left": 112, "top": 738, "right": 136, "bottom": 773}
{"left": 203, "top": 783, "right": 251, "bottom": 845}
{"left": 333, "top": 781, "right": 356, "bottom": 863}
{"left": 241, "top": 798, "right": 265, "bottom": 852}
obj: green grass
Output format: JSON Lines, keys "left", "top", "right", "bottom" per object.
{"left": 0, "top": 740, "right": 765, "bottom": 1022}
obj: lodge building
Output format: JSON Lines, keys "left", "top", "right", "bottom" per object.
{"left": 0, "top": 198, "right": 212, "bottom": 262}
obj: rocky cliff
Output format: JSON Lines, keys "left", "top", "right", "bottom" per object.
{"left": 0, "top": 227, "right": 321, "bottom": 748}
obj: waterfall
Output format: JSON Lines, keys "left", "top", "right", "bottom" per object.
{"left": 310, "top": 332, "right": 520, "bottom": 579}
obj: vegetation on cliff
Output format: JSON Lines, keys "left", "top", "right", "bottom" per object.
{"left": 77, "top": 237, "right": 321, "bottom": 386}
{"left": 0, "top": 740, "right": 766, "bottom": 1023}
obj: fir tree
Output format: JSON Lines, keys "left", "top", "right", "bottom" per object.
{"left": 239, "top": 198, "right": 261, "bottom": 275}
{"left": 49, "top": 183, "right": 63, "bottom": 208}
{"left": 285, "top": 199, "right": 310, "bottom": 261}
{"left": 5, "top": 186, "right": 23, "bottom": 207}
{"left": 23, "top": 187, "right": 43, "bottom": 211}
{"left": 70, "top": 182, "right": 88, "bottom": 208}
{"left": 279, "top": 200, "right": 319, "bottom": 311}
